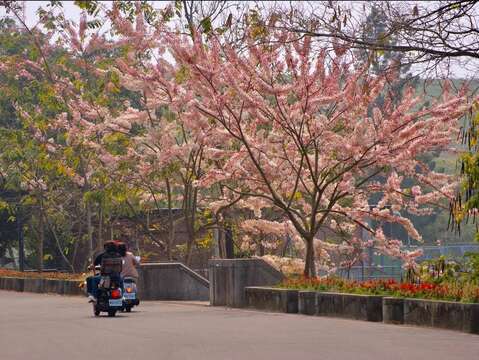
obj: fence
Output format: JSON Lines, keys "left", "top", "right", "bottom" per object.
{"left": 334, "top": 243, "right": 479, "bottom": 281}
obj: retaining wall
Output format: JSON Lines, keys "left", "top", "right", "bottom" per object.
{"left": 298, "top": 290, "right": 383, "bottom": 321}
{"left": 245, "top": 287, "right": 298, "bottom": 313}
{"left": 0, "top": 276, "right": 83, "bottom": 295}
{"left": 209, "top": 258, "right": 285, "bottom": 308}
{"left": 403, "top": 298, "right": 479, "bottom": 333}
{"left": 245, "top": 287, "right": 479, "bottom": 334}
{"left": 137, "top": 262, "right": 209, "bottom": 301}
{"left": 0, "top": 262, "right": 210, "bottom": 301}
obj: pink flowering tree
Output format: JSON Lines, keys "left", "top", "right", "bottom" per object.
{"left": 4, "top": 5, "right": 150, "bottom": 265}
{"left": 165, "top": 31, "right": 469, "bottom": 276}
{"left": 89, "top": 5, "right": 235, "bottom": 264}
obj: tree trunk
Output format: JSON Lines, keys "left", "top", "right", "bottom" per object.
{"left": 185, "top": 214, "right": 195, "bottom": 266}
{"left": 166, "top": 179, "right": 173, "bottom": 261}
{"left": 304, "top": 239, "right": 316, "bottom": 277}
{"left": 97, "top": 203, "right": 103, "bottom": 251}
{"left": 17, "top": 215, "right": 25, "bottom": 272}
{"left": 7, "top": 246, "right": 17, "bottom": 269}
{"left": 86, "top": 201, "right": 93, "bottom": 266}
{"left": 218, "top": 228, "right": 226, "bottom": 258}
{"left": 184, "top": 185, "right": 197, "bottom": 266}
{"left": 38, "top": 207, "right": 44, "bottom": 272}
{"left": 71, "top": 228, "right": 80, "bottom": 273}
{"left": 43, "top": 209, "right": 75, "bottom": 272}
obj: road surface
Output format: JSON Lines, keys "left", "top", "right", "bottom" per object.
{"left": 1, "top": 290, "right": 478, "bottom": 360}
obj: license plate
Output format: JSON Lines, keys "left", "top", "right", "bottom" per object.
{"left": 109, "top": 299, "right": 123, "bottom": 307}
{"left": 123, "top": 293, "right": 136, "bottom": 300}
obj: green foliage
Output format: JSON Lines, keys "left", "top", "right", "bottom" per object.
{"left": 451, "top": 98, "right": 479, "bottom": 237}
{"left": 73, "top": 1, "right": 99, "bottom": 16}
{"left": 464, "top": 252, "right": 479, "bottom": 281}
{"left": 174, "top": 65, "right": 190, "bottom": 85}
{"left": 200, "top": 17, "right": 212, "bottom": 34}
{"left": 417, "top": 256, "right": 462, "bottom": 284}
{"left": 196, "top": 231, "right": 213, "bottom": 249}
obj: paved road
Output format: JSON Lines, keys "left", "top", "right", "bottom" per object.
{"left": 1, "top": 290, "right": 478, "bottom": 360}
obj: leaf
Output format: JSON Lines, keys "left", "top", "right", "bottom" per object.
{"left": 48, "top": 1, "right": 63, "bottom": 8}
{"left": 200, "top": 16, "right": 212, "bottom": 34}
{"left": 225, "top": 13, "right": 233, "bottom": 28}
{"left": 74, "top": 0, "right": 98, "bottom": 15}
{"left": 0, "top": 200, "right": 9, "bottom": 210}
{"left": 292, "top": 191, "right": 302, "bottom": 201}
{"left": 412, "top": 5, "right": 418, "bottom": 16}
{"left": 175, "top": 0, "right": 182, "bottom": 12}
{"left": 174, "top": 65, "right": 190, "bottom": 84}
{"left": 87, "top": 20, "right": 102, "bottom": 29}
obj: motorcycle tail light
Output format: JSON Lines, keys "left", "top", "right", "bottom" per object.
{"left": 111, "top": 289, "right": 122, "bottom": 299}
{"left": 126, "top": 287, "right": 133, "bottom": 293}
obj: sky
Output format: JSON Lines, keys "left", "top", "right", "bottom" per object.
{"left": 0, "top": 1, "right": 477, "bottom": 79}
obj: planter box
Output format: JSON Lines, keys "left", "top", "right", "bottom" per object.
{"left": 42, "top": 279, "right": 63, "bottom": 294}
{"left": 299, "top": 291, "right": 317, "bottom": 315}
{"left": 0, "top": 276, "right": 83, "bottom": 296}
{"left": 245, "top": 287, "right": 298, "bottom": 313}
{"left": 383, "top": 297, "right": 404, "bottom": 324}
{"left": 23, "top": 278, "right": 44, "bottom": 293}
{"left": 255, "top": 290, "right": 384, "bottom": 321}
{"left": 404, "top": 298, "right": 479, "bottom": 334}
{"left": 63, "top": 280, "right": 83, "bottom": 296}
{"left": 316, "top": 292, "right": 383, "bottom": 322}
{"left": 0, "top": 277, "right": 24, "bottom": 292}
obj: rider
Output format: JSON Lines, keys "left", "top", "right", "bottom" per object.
{"left": 93, "top": 241, "right": 120, "bottom": 267}
{"left": 87, "top": 241, "right": 122, "bottom": 302}
{"left": 118, "top": 242, "right": 140, "bottom": 282}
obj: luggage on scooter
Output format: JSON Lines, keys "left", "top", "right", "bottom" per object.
{"left": 101, "top": 257, "right": 122, "bottom": 275}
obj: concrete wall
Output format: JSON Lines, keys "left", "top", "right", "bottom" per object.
{"left": 403, "top": 298, "right": 479, "bottom": 333}
{"left": 137, "top": 262, "right": 209, "bottom": 301}
{"left": 245, "top": 287, "right": 298, "bottom": 313}
{"left": 0, "top": 262, "right": 210, "bottom": 301}
{"left": 245, "top": 287, "right": 479, "bottom": 335}
{"left": 209, "top": 258, "right": 285, "bottom": 308}
{"left": 0, "top": 276, "right": 83, "bottom": 296}
{"left": 298, "top": 291, "right": 383, "bottom": 322}
{"left": 316, "top": 292, "right": 383, "bottom": 322}
{"left": 382, "top": 297, "right": 404, "bottom": 324}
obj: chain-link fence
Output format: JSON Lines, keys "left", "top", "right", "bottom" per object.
{"left": 334, "top": 243, "right": 479, "bottom": 281}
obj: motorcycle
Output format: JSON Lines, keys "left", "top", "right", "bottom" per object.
{"left": 90, "top": 265, "right": 124, "bottom": 317}
{"left": 122, "top": 277, "right": 140, "bottom": 312}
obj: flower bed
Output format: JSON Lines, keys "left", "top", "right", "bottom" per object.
{"left": 280, "top": 277, "right": 479, "bottom": 303}
{"left": 0, "top": 269, "right": 85, "bottom": 281}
